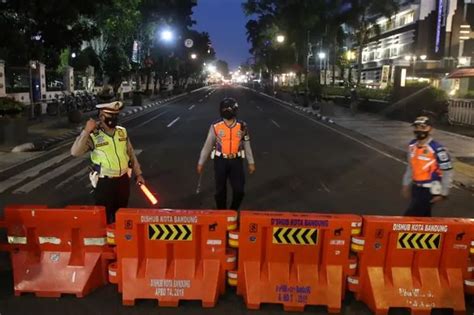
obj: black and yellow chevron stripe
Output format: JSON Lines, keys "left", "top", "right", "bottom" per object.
{"left": 397, "top": 232, "right": 441, "bottom": 250}
{"left": 272, "top": 227, "right": 318, "bottom": 245}
{"left": 148, "top": 224, "right": 192, "bottom": 241}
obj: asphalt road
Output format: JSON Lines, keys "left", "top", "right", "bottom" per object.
{"left": 1, "top": 85, "right": 473, "bottom": 315}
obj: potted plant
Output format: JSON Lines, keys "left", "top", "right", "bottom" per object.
{"left": 0, "top": 97, "right": 28, "bottom": 146}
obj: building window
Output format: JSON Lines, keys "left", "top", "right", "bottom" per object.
{"left": 390, "top": 47, "right": 398, "bottom": 57}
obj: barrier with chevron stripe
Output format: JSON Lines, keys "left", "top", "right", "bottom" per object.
{"left": 272, "top": 227, "right": 318, "bottom": 245}
{"left": 348, "top": 215, "right": 474, "bottom": 315}
{"left": 148, "top": 224, "right": 192, "bottom": 241}
{"left": 397, "top": 232, "right": 441, "bottom": 249}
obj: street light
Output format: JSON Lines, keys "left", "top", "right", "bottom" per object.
{"left": 207, "top": 64, "right": 216, "bottom": 73}
{"left": 276, "top": 35, "right": 285, "bottom": 43}
{"left": 71, "top": 52, "right": 77, "bottom": 59}
{"left": 420, "top": 55, "right": 427, "bottom": 61}
{"left": 318, "top": 52, "right": 326, "bottom": 59}
{"left": 160, "top": 30, "right": 174, "bottom": 42}
{"left": 191, "top": 53, "right": 197, "bottom": 60}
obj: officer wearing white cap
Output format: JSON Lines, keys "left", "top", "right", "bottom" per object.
{"left": 71, "top": 92, "right": 145, "bottom": 223}
{"left": 401, "top": 116, "right": 453, "bottom": 217}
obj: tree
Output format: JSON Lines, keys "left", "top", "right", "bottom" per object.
{"left": 343, "top": 0, "right": 398, "bottom": 84}
{"left": 0, "top": 0, "right": 108, "bottom": 67}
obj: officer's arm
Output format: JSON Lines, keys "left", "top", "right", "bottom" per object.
{"left": 127, "top": 139, "right": 143, "bottom": 176}
{"left": 198, "top": 126, "right": 216, "bottom": 166}
{"left": 402, "top": 151, "right": 412, "bottom": 186}
{"left": 242, "top": 124, "right": 255, "bottom": 165}
{"left": 71, "top": 130, "right": 94, "bottom": 157}
{"left": 436, "top": 148, "right": 454, "bottom": 196}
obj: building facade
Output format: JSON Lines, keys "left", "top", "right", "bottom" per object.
{"left": 358, "top": 0, "right": 473, "bottom": 85}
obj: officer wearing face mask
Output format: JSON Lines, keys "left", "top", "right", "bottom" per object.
{"left": 71, "top": 94, "right": 145, "bottom": 223}
{"left": 197, "top": 97, "right": 256, "bottom": 210}
{"left": 401, "top": 116, "right": 453, "bottom": 217}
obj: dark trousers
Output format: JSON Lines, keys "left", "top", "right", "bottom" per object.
{"left": 214, "top": 157, "right": 245, "bottom": 210}
{"left": 404, "top": 185, "right": 433, "bottom": 217}
{"left": 94, "top": 174, "right": 130, "bottom": 224}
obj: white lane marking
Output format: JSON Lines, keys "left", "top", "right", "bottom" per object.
{"left": 321, "top": 181, "right": 331, "bottom": 193}
{"left": 0, "top": 152, "right": 70, "bottom": 193}
{"left": 55, "top": 168, "right": 89, "bottom": 190}
{"left": 132, "top": 110, "right": 171, "bottom": 129}
{"left": 167, "top": 117, "right": 180, "bottom": 128}
{"left": 256, "top": 106, "right": 263, "bottom": 112}
{"left": 271, "top": 119, "right": 281, "bottom": 128}
{"left": 188, "top": 104, "right": 195, "bottom": 110}
{"left": 14, "top": 157, "right": 87, "bottom": 194}
{"left": 198, "top": 99, "right": 203, "bottom": 103}
{"left": 261, "top": 93, "right": 406, "bottom": 165}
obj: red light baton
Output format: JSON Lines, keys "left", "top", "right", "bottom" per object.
{"left": 138, "top": 183, "right": 158, "bottom": 205}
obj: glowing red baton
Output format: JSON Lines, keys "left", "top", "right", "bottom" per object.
{"left": 139, "top": 183, "right": 158, "bottom": 205}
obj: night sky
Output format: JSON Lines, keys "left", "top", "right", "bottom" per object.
{"left": 193, "top": 0, "right": 251, "bottom": 70}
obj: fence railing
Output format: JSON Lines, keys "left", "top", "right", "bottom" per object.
{"left": 448, "top": 99, "right": 474, "bottom": 126}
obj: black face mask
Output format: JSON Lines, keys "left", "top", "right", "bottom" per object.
{"left": 103, "top": 115, "right": 118, "bottom": 128}
{"left": 221, "top": 110, "right": 235, "bottom": 120}
{"left": 414, "top": 130, "right": 429, "bottom": 140}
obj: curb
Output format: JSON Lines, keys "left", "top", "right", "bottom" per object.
{"left": 11, "top": 91, "right": 197, "bottom": 153}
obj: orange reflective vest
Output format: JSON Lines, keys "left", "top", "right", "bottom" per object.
{"left": 408, "top": 139, "right": 452, "bottom": 184}
{"left": 212, "top": 119, "right": 248, "bottom": 155}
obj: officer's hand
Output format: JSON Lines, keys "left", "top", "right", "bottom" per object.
{"left": 85, "top": 118, "right": 97, "bottom": 133}
{"left": 248, "top": 164, "right": 256, "bottom": 175}
{"left": 136, "top": 175, "right": 145, "bottom": 185}
{"left": 197, "top": 164, "right": 204, "bottom": 175}
{"left": 401, "top": 185, "right": 410, "bottom": 199}
{"left": 431, "top": 196, "right": 445, "bottom": 204}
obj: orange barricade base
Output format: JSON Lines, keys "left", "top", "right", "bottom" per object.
{"left": 349, "top": 215, "right": 474, "bottom": 315}
{"left": 0, "top": 205, "right": 113, "bottom": 298}
{"left": 112, "top": 208, "right": 237, "bottom": 307}
{"left": 235, "top": 211, "right": 361, "bottom": 313}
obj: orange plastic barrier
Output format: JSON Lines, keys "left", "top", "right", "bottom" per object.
{"left": 229, "top": 211, "right": 361, "bottom": 313}
{"left": 348, "top": 216, "right": 474, "bottom": 315}
{"left": 109, "top": 208, "right": 237, "bottom": 307}
{"left": 0, "top": 205, "right": 114, "bottom": 297}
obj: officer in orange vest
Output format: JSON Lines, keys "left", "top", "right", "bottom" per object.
{"left": 197, "top": 98, "right": 256, "bottom": 210}
{"left": 402, "top": 116, "right": 453, "bottom": 216}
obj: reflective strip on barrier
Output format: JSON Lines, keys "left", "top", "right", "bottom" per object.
{"left": 227, "top": 271, "right": 238, "bottom": 279}
{"left": 38, "top": 236, "right": 61, "bottom": 245}
{"left": 83, "top": 237, "right": 107, "bottom": 246}
{"left": 347, "top": 276, "right": 359, "bottom": 285}
{"left": 351, "top": 236, "right": 365, "bottom": 251}
{"left": 349, "top": 262, "right": 357, "bottom": 270}
{"left": 465, "top": 280, "right": 474, "bottom": 287}
{"left": 227, "top": 215, "right": 238, "bottom": 230}
{"left": 351, "top": 221, "right": 362, "bottom": 235}
{"left": 109, "top": 269, "right": 117, "bottom": 277}
{"left": 226, "top": 256, "right": 237, "bottom": 263}
{"left": 7, "top": 236, "right": 27, "bottom": 244}
{"left": 272, "top": 227, "right": 318, "bottom": 245}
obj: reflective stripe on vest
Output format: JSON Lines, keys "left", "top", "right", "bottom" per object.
{"left": 213, "top": 121, "right": 244, "bottom": 155}
{"left": 410, "top": 144, "right": 440, "bottom": 182}
{"left": 90, "top": 127, "right": 130, "bottom": 177}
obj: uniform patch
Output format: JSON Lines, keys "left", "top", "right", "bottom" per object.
{"left": 96, "top": 142, "right": 109, "bottom": 147}
{"left": 218, "top": 130, "right": 225, "bottom": 137}
{"left": 118, "top": 129, "right": 125, "bottom": 137}
{"left": 437, "top": 151, "right": 449, "bottom": 162}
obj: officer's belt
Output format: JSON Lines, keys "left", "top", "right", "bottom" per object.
{"left": 215, "top": 152, "right": 242, "bottom": 159}
{"left": 413, "top": 182, "right": 433, "bottom": 188}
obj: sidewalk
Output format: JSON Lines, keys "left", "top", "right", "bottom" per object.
{"left": 325, "top": 104, "right": 474, "bottom": 190}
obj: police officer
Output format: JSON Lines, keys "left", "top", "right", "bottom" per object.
{"left": 71, "top": 95, "right": 145, "bottom": 223}
{"left": 197, "top": 98, "right": 256, "bottom": 210}
{"left": 401, "top": 116, "right": 453, "bottom": 217}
